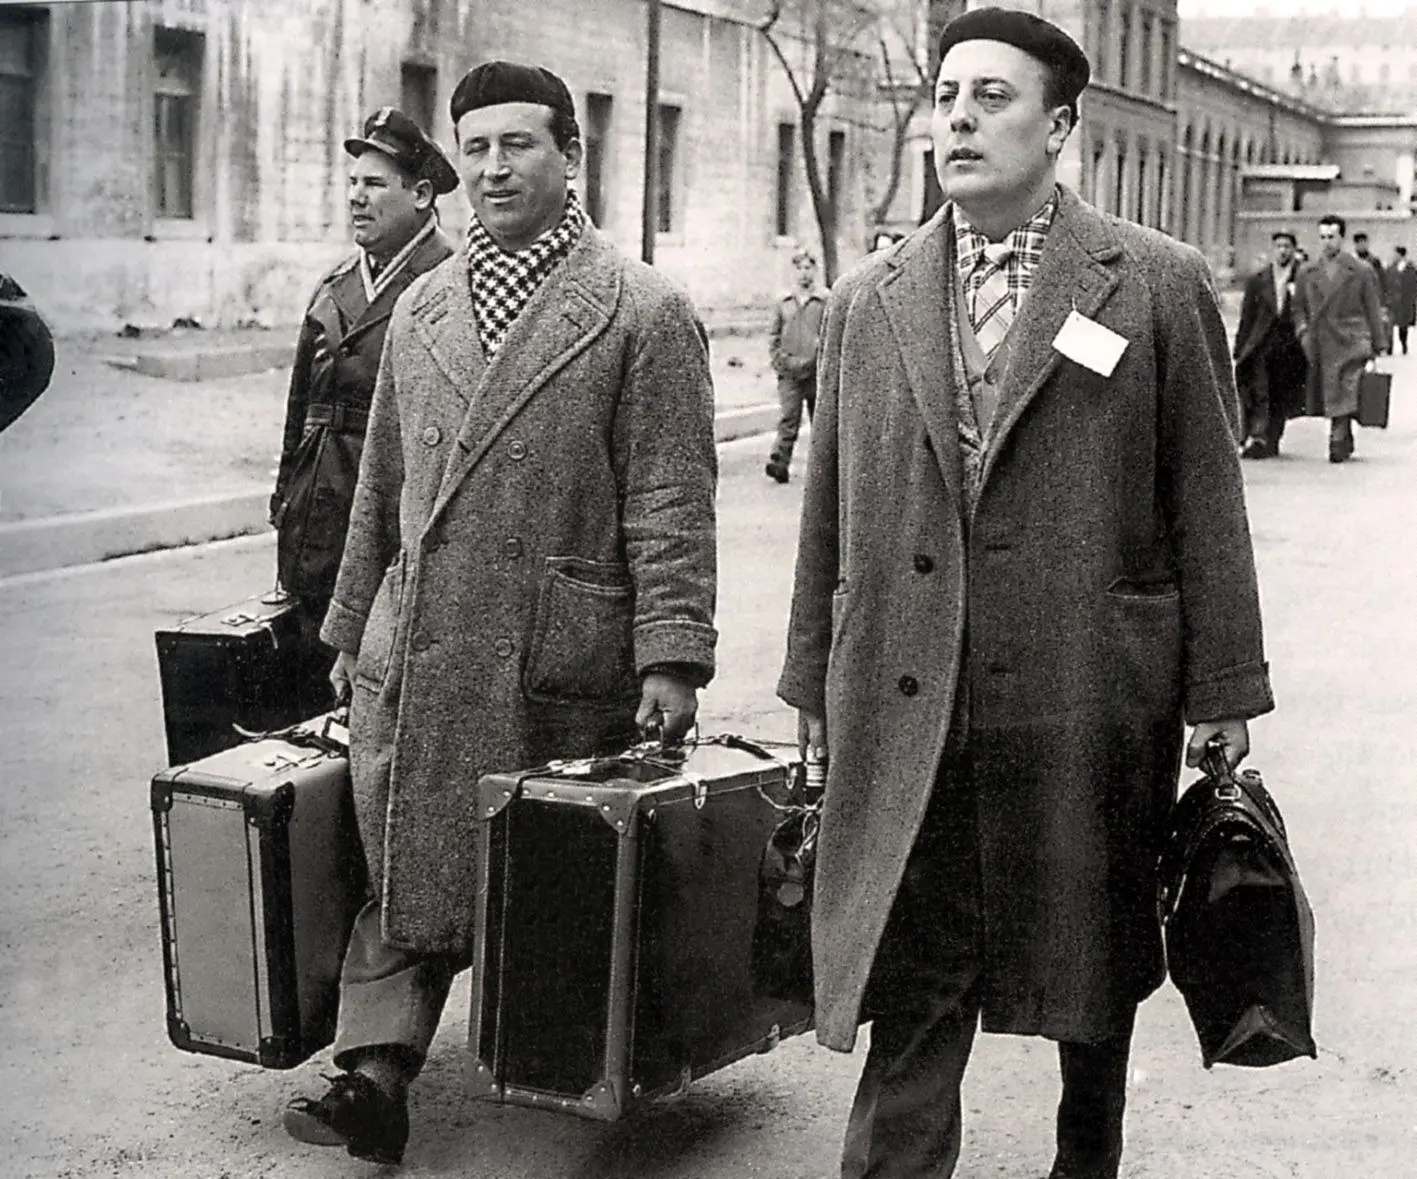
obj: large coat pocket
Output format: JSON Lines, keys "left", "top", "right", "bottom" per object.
{"left": 1104, "top": 581, "right": 1183, "bottom": 717}
{"left": 354, "top": 553, "right": 405, "bottom": 691}
{"left": 523, "top": 557, "right": 639, "bottom": 705}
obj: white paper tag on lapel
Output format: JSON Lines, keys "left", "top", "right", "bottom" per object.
{"left": 1052, "top": 309, "right": 1129, "bottom": 377}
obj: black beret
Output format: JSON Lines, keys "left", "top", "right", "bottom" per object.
{"left": 344, "top": 107, "right": 459, "bottom": 195}
{"left": 449, "top": 60, "right": 578, "bottom": 132}
{"left": 1271, "top": 230, "right": 1298, "bottom": 244}
{"left": 937, "top": 6, "right": 1090, "bottom": 113}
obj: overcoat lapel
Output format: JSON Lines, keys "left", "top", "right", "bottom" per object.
{"left": 980, "top": 189, "right": 1120, "bottom": 490}
{"left": 420, "top": 227, "right": 620, "bottom": 528}
{"left": 1306, "top": 255, "right": 1362, "bottom": 322}
{"left": 341, "top": 233, "right": 451, "bottom": 351}
{"left": 876, "top": 210, "right": 963, "bottom": 505}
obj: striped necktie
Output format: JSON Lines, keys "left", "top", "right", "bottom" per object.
{"left": 970, "top": 242, "right": 1015, "bottom": 358}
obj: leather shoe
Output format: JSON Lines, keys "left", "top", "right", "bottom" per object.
{"left": 1240, "top": 436, "right": 1271, "bottom": 459}
{"left": 284, "top": 1070, "right": 409, "bottom": 1165}
{"left": 765, "top": 459, "right": 790, "bottom": 484}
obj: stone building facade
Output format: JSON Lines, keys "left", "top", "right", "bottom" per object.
{"left": 0, "top": 0, "right": 871, "bottom": 331}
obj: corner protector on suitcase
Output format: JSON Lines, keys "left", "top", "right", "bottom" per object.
{"left": 247, "top": 781, "right": 297, "bottom": 832}
{"left": 465, "top": 1056, "right": 502, "bottom": 1101}
{"left": 471, "top": 772, "right": 519, "bottom": 822}
{"left": 167, "top": 1013, "right": 194, "bottom": 1051}
{"left": 257, "top": 1034, "right": 309, "bottom": 1070}
{"left": 150, "top": 777, "right": 175, "bottom": 812}
{"left": 578, "top": 1077, "right": 627, "bottom": 1121}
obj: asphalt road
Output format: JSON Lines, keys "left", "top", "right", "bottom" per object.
{"left": 2, "top": 414, "right": 1415, "bottom": 1177}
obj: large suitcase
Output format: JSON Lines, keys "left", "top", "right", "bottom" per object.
{"left": 151, "top": 714, "right": 366, "bottom": 1069}
{"left": 466, "top": 735, "right": 814, "bottom": 1120}
{"left": 155, "top": 591, "right": 330, "bottom": 766}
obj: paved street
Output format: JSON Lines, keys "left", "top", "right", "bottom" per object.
{"left": 2, "top": 395, "right": 1416, "bottom": 1176}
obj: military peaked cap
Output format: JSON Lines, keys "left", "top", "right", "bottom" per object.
{"left": 937, "top": 7, "right": 1090, "bottom": 115}
{"left": 343, "top": 107, "right": 459, "bottom": 195}
{"left": 449, "top": 60, "right": 578, "bottom": 135}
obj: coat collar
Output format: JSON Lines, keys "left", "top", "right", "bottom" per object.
{"left": 877, "top": 186, "right": 1122, "bottom": 498}
{"left": 406, "top": 223, "right": 622, "bottom": 528}
{"left": 326, "top": 230, "right": 453, "bottom": 348}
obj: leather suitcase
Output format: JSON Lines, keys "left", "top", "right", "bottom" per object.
{"left": 150, "top": 714, "right": 366, "bottom": 1069}
{"left": 155, "top": 591, "right": 331, "bottom": 766}
{"left": 1357, "top": 369, "right": 1391, "bottom": 429}
{"left": 466, "top": 736, "right": 814, "bottom": 1120}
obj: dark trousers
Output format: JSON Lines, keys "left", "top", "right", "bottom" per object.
{"left": 771, "top": 374, "right": 816, "bottom": 467}
{"left": 842, "top": 751, "right": 1135, "bottom": 1179}
{"left": 291, "top": 593, "right": 338, "bottom": 717}
{"left": 1395, "top": 324, "right": 1410, "bottom": 354}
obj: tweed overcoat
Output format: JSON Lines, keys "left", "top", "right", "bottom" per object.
{"left": 1291, "top": 252, "right": 1385, "bottom": 418}
{"left": 322, "top": 223, "right": 719, "bottom": 953}
{"left": 778, "top": 188, "right": 1275, "bottom": 1053}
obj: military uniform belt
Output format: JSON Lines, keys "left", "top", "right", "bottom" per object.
{"left": 304, "top": 404, "right": 369, "bottom": 433}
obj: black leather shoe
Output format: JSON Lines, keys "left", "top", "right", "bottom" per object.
{"left": 284, "top": 1071, "right": 409, "bottom": 1165}
{"left": 765, "top": 459, "right": 790, "bottom": 484}
{"left": 1240, "top": 436, "right": 1271, "bottom": 459}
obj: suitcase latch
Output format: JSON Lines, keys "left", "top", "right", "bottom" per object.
{"left": 686, "top": 771, "right": 707, "bottom": 810}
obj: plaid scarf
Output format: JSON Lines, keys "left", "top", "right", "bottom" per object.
{"left": 467, "top": 190, "right": 586, "bottom": 357}
{"left": 953, "top": 192, "right": 1056, "bottom": 319}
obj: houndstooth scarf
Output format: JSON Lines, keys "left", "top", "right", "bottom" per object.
{"left": 466, "top": 190, "right": 586, "bottom": 357}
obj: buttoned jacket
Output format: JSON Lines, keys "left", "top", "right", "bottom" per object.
{"left": 323, "top": 224, "right": 719, "bottom": 952}
{"left": 778, "top": 187, "right": 1274, "bottom": 1052}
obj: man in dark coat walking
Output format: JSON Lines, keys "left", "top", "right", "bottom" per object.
{"left": 1292, "top": 214, "right": 1386, "bottom": 463}
{"left": 1383, "top": 244, "right": 1417, "bottom": 354}
{"left": 778, "top": 10, "right": 1274, "bottom": 1179}
{"left": 282, "top": 63, "right": 718, "bottom": 1166}
{"left": 270, "top": 108, "right": 457, "bottom": 712}
{"left": 1234, "top": 229, "right": 1306, "bottom": 459}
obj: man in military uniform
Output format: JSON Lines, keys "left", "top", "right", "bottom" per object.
{"left": 270, "top": 108, "right": 457, "bottom": 711}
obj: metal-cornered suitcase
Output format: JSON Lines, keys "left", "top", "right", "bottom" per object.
{"left": 154, "top": 592, "right": 329, "bottom": 767}
{"left": 151, "top": 714, "right": 365, "bottom": 1069}
{"left": 466, "top": 735, "right": 814, "bottom": 1120}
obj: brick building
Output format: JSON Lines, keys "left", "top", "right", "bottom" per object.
{"left": 0, "top": 0, "right": 872, "bottom": 332}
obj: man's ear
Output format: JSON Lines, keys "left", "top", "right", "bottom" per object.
{"left": 413, "top": 178, "right": 435, "bottom": 212}
{"left": 563, "top": 138, "right": 584, "bottom": 181}
{"left": 1046, "top": 106, "right": 1073, "bottom": 157}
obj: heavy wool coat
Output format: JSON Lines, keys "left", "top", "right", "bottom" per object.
{"left": 1291, "top": 252, "right": 1385, "bottom": 419}
{"left": 323, "top": 224, "right": 719, "bottom": 953}
{"left": 778, "top": 188, "right": 1275, "bottom": 1053}
{"left": 1383, "top": 259, "right": 1417, "bottom": 328}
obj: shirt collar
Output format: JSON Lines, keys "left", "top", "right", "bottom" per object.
{"left": 952, "top": 192, "right": 1057, "bottom": 276}
{"left": 359, "top": 215, "right": 436, "bottom": 303}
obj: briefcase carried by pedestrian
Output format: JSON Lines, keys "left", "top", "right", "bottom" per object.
{"left": 466, "top": 734, "right": 813, "bottom": 1121}
{"left": 151, "top": 711, "right": 366, "bottom": 1069}
{"left": 155, "top": 591, "right": 329, "bottom": 766}
{"left": 1158, "top": 745, "right": 1317, "bottom": 1069}
{"left": 1357, "top": 367, "right": 1392, "bottom": 429}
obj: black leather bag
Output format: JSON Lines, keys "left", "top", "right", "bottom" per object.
{"left": 750, "top": 769, "right": 820, "bottom": 1008}
{"left": 1357, "top": 368, "right": 1391, "bottom": 429}
{"left": 1159, "top": 747, "right": 1317, "bottom": 1068}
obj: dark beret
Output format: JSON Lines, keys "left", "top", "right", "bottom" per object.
{"left": 450, "top": 60, "right": 578, "bottom": 132}
{"left": 343, "top": 107, "right": 459, "bottom": 195}
{"left": 937, "top": 6, "right": 1090, "bottom": 112}
{"left": 1271, "top": 230, "right": 1298, "bottom": 244}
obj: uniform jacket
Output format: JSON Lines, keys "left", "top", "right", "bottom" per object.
{"left": 272, "top": 226, "right": 453, "bottom": 598}
{"left": 777, "top": 187, "right": 1274, "bottom": 1053}
{"left": 1233, "top": 264, "right": 1306, "bottom": 421}
{"left": 1383, "top": 259, "right": 1417, "bottom": 327}
{"left": 322, "top": 223, "right": 719, "bottom": 952}
{"left": 1292, "top": 252, "right": 1385, "bottom": 419}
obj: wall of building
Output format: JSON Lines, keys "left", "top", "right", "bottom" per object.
{"left": 1, "top": 0, "right": 871, "bottom": 332}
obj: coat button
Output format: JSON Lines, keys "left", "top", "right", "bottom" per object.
{"left": 411, "top": 631, "right": 433, "bottom": 653}
{"left": 898, "top": 675, "right": 919, "bottom": 697}
{"left": 508, "top": 440, "right": 528, "bottom": 461}
{"left": 913, "top": 553, "right": 934, "bottom": 574}
{"left": 504, "top": 537, "right": 523, "bottom": 558}
{"left": 494, "top": 638, "right": 514, "bottom": 658}
{"left": 422, "top": 424, "right": 442, "bottom": 447}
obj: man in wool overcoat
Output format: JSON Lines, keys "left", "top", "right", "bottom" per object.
{"left": 283, "top": 62, "right": 718, "bottom": 1166}
{"left": 777, "top": 10, "right": 1274, "bottom": 1179}
{"left": 1292, "top": 214, "right": 1386, "bottom": 463}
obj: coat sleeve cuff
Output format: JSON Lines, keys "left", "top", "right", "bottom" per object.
{"left": 319, "top": 597, "right": 368, "bottom": 656}
{"left": 776, "top": 661, "right": 827, "bottom": 718}
{"left": 1184, "top": 660, "right": 1275, "bottom": 725}
{"left": 633, "top": 620, "right": 717, "bottom": 685}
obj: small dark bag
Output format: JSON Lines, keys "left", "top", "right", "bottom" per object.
{"left": 750, "top": 768, "right": 820, "bottom": 1008}
{"left": 1159, "top": 747, "right": 1318, "bottom": 1068}
{"left": 1357, "top": 368, "right": 1391, "bottom": 428}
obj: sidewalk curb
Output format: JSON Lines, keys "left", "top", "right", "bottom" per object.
{"left": 0, "top": 403, "right": 783, "bottom": 578}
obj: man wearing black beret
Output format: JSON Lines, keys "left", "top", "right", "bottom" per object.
{"left": 779, "top": 8, "right": 1273, "bottom": 1178}
{"left": 269, "top": 107, "right": 457, "bottom": 714}
{"left": 283, "top": 63, "right": 718, "bottom": 1164}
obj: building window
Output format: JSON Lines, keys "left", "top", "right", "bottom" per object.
{"left": 1158, "top": 157, "right": 1168, "bottom": 233}
{"left": 1091, "top": 139, "right": 1105, "bottom": 206}
{"left": 1159, "top": 22, "right": 1173, "bottom": 100}
{"left": 153, "top": 28, "right": 203, "bottom": 219}
{"left": 584, "top": 92, "right": 613, "bottom": 228}
{"left": 827, "top": 128, "right": 847, "bottom": 235}
{"left": 655, "top": 103, "right": 680, "bottom": 234}
{"left": 1137, "top": 152, "right": 1149, "bottom": 225}
{"left": 775, "top": 122, "right": 796, "bottom": 237}
{"left": 1094, "top": 0, "right": 1110, "bottom": 84}
{"left": 0, "top": 8, "right": 46, "bottom": 214}
{"left": 1118, "top": 6, "right": 1131, "bottom": 91}
{"left": 1140, "top": 12, "right": 1153, "bottom": 96}
{"left": 1115, "top": 146, "right": 1127, "bottom": 217}
{"left": 400, "top": 63, "right": 437, "bottom": 134}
